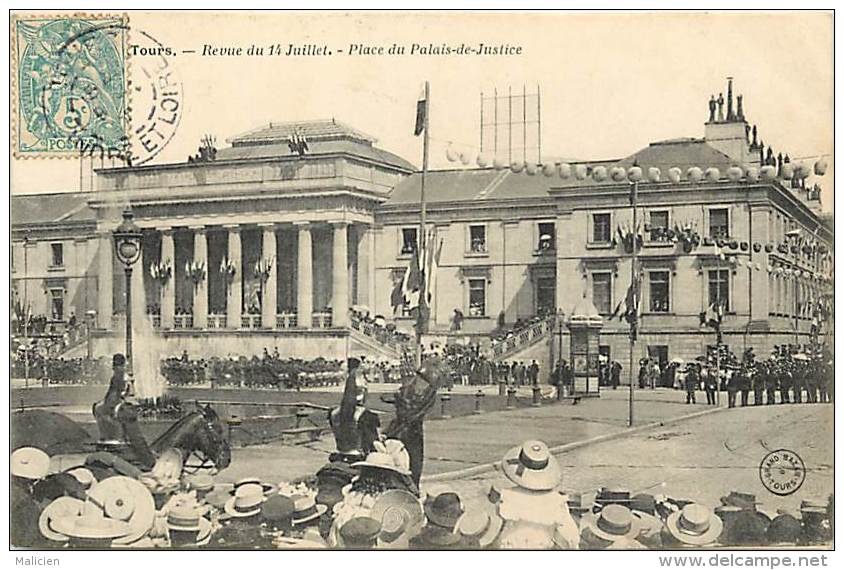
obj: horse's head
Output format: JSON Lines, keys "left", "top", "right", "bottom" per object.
{"left": 195, "top": 403, "right": 231, "bottom": 470}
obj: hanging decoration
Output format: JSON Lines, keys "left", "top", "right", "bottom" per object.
{"left": 219, "top": 258, "right": 237, "bottom": 283}
{"left": 149, "top": 259, "right": 172, "bottom": 284}
{"left": 186, "top": 260, "right": 206, "bottom": 285}
{"left": 253, "top": 257, "right": 275, "bottom": 282}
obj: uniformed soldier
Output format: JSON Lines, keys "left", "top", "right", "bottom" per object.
{"left": 726, "top": 367, "right": 739, "bottom": 408}
{"left": 791, "top": 362, "right": 804, "bottom": 404}
{"left": 738, "top": 366, "right": 751, "bottom": 407}
{"left": 684, "top": 365, "right": 698, "bottom": 404}
{"left": 779, "top": 363, "right": 792, "bottom": 404}
{"left": 752, "top": 363, "right": 765, "bottom": 406}
{"left": 764, "top": 362, "right": 777, "bottom": 405}
{"left": 703, "top": 365, "right": 718, "bottom": 405}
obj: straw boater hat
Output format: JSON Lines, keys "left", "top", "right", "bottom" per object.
{"left": 39, "top": 497, "right": 86, "bottom": 542}
{"left": 65, "top": 467, "right": 96, "bottom": 490}
{"left": 455, "top": 509, "right": 503, "bottom": 548}
{"left": 501, "top": 440, "right": 561, "bottom": 491}
{"left": 224, "top": 483, "right": 267, "bottom": 518}
{"left": 291, "top": 494, "right": 327, "bottom": 526}
{"left": 371, "top": 489, "right": 424, "bottom": 528}
{"left": 232, "top": 477, "right": 276, "bottom": 496}
{"left": 581, "top": 504, "right": 642, "bottom": 543}
{"left": 187, "top": 473, "right": 215, "bottom": 496}
{"left": 83, "top": 475, "right": 156, "bottom": 545}
{"left": 11, "top": 447, "right": 50, "bottom": 480}
{"left": 665, "top": 503, "right": 724, "bottom": 546}
{"left": 167, "top": 502, "right": 212, "bottom": 546}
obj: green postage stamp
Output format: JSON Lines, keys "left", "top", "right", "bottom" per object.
{"left": 11, "top": 14, "right": 128, "bottom": 157}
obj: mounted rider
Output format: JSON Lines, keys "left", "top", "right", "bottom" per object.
{"left": 92, "top": 353, "right": 155, "bottom": 468}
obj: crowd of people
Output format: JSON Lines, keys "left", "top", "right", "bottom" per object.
{"left": 10, "top": 354, "right": 108, "bottom": 385}
{"left": 11, "top": 437, "right": 833, "bottom": 549}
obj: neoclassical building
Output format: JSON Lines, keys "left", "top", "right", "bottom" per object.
{"left": 11, "top": 90, "right": 834, "bottom": 377}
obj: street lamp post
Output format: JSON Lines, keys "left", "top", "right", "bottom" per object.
{"left": 23, "top": 234, "right": 30, "bottom": 388}
{"left": 113, "top": 210, "right": 143, "bottom": 374}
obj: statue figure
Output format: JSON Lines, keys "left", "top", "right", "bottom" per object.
{"left": 745, "top": 124, "right": 750, "bottom": 143}
{"left": 752, "top": 125, "right": 758, "bottom": 147}
{"left": 777, "top": 153, "right": 783, "bottom": 175}
{"left": 759, "top": 141, "right": 764, "bottom": 164}
{"left": 766, "top": 147, "right": 774, "bottom": 166}
{"left": 708, "top": 95, "right": 717, "bottom": 122}
{"left": 716, "top": 93, "right": 725, "bottom": 122}
{"left": 737, "top": 94, "right": 744, "bottom": 120}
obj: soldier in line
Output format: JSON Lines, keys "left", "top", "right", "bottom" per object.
{"left": 779, "top": 363, "right": 792, "bottom": 404}
{"left": 703, "top": 365, "right": 718, "bottom": 405}
{"left": 791, "top": 363, "right": 804, "bottom": 404}
{"left": 738, "top": 366, "right": 752, "bottom": 407}
{"left": 752, "top": 363, "right": 765, "bottom": 405}
{"left": 726, "top": 367, "right": 739, "bottom": 408}
{"left": 684, "top": 364, "right": 699, "bottom": 404}
{"left": 763, "top": 362, "right": 778, "bottom": 405}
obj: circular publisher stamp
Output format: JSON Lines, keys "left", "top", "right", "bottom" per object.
{"left": 759, "top": 449, "right": 805, "bottom": 496}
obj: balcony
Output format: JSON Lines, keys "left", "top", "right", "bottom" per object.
{"left": 207, "top": 314, "right": 227, "bottom": 329}
{"left": 312, "top": 312, "right": 333, "bottom": 329}
{"left": 276, "top": 312, "right": 298, "bottom": 329}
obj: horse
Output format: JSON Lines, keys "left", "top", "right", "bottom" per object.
{"left": 12, "top": 403, "right": 231, "bottom": 480}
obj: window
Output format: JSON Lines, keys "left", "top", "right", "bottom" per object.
{"left": 400, "top": 228, "right": 417, "bottom": 255}
{"left": 50, "top": 288, "right": 64, "bottom": 321}
{"left": 592, "top": 272, "right": 612, "bottom": 315}
{"left": 709, "top": 209, "right": 729, "bottom": 239}
{"left": 649, "top": 211, "right": 670, "bottom": 242}
{"left": 592, "top": 213, "right": 611, "bottom": 243}
{"left": 51, "top": 243, "right": 64, "bottom": 267}
{"left": 537, "top": 222, "right": 555, "bottom": 251}
{"left": 468, "top": 278, "right": 486, "bottom": 316}
{"left": 649, "top": 271, "right": 670, "bottom": 313}
{"left": 708, "top": 269, "right": 730, "bottom": 312}
{"left": 469, "top": 225, "right": 487, "bottom": 253}
{"left": 536, "top": 277, "right": 556, "bottom": 315}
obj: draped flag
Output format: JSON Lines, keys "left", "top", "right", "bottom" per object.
{"left": 414, "top": 84, "right": 427, "bottom": 136}
{"left": 610, "top": 264, "right": 642, "bottom": 341}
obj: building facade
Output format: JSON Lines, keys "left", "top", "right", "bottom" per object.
{"left": 11, "top": 92, "right": 833, "bottom": 375}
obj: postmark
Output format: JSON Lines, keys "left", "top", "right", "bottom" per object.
{"left": 759, "top": 448, "right": 806, "bottom": 496}
{"left": 12, "top": 14, "right": 129, "bottom": 157}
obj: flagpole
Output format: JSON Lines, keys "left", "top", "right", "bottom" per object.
{"left": 628, "top": 180, "right": 638, "bottom": 428}
{"left": 416, "top": 80, "right": 430, "bottom": 368}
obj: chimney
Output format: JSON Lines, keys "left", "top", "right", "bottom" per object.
{"left": 704, "top": 78, "right": 753, "bottom": 164}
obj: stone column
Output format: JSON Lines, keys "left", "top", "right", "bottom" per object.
{"left": 160, "top": 228, "right": 175, "bottom": 329}
{"left": 332, "top": 222, "right": 350, "bottom": 327}
{"left": 356, "top": 225, "right": 372, "bottom": 307}
{"left": 296, "top": 222, "right": 313, "bottom": 328}
{"left": 97, "top": 232, "right": 113, "bottom": 329}
{"left": 260, "top": 223, "right": 278, "bottom": 328}
{"left": 192, "top": 227, "right": 208, "bottom": 329}
{"left": 225, "top": 225, "right": 242, "bottom": 329}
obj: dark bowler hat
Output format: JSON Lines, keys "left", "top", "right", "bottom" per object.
{"left": 424, "top": 491, "right": 464, "bottom": 530}
{"left": 766, "top": 513, "right": 803, "bottom": 545}
{"left": 113, "top": 353, "right": 126, "bottom": 367}
{"left": 339, "top": 516, "right": 381, "bottom": 548}
{"left": 347, "top": 357, "right": 361, "bottom": 369}
{"left": 261, "top": 495, "right": 295, "bottom": 532}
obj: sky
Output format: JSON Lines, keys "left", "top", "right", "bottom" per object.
{"left": 11, "top": 11, "right": 834, "bottom": 211}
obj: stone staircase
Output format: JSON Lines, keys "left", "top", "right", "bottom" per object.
{"left": 348, "top": 316, "right": 409, "bottom": 361}
{"left": 490, "top": 315, "right": 557, "bottom": 362}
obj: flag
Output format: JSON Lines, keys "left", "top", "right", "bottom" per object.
{"left": 401, "top": 249, "right": 422, "bottom": 311}
{"left": 414, "top": 84, "right": 427, "bottom": 136}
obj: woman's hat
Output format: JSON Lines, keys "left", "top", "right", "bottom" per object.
{"left": 371, "top": 489, "right": 424, "bottom": 528}
{"left": 11, "top": 447, "right": 50, "bottom": 480}
{"left": 50, "top": 513, "right": 131, "bottom": 541}
{"left": 665, "top": 504, "right": 724, "bottom": 546}
{"left": 455, "top": 509, "right": 503, "bottom": 548}
{"left": 339, "top": 516, "right": 381, "bottom": 548}
{"left": 501, "top": 440, "right": 561, "bottom": 491}
{"left": 291, "top": 494, "right": 327, "bottom": 526}
{"left": 719, "top": 510, "right": 769, "bottom": 547}
{"left": 232, "top": 477, "right": 276, "bottom": 496}
{"left": 39, "top": 497, "right": 85, "bottom": 542}
{"left": 224, "top": 483, "right": 267, "bottom": 518}
{"left": 581, "top": 504, "right": 642, "bottom": 542}
{"left": 352, "top": 450, "right": 411, "bottom": 475}
{"left": 83, "top": 475, "right": 156, "bottom": 545}
{"left": 424, "top": 491, "right": 464, "bottom": 530}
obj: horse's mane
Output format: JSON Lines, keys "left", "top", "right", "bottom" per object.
{"left": 149, "top": 409, "right": 205, "bottom": 455}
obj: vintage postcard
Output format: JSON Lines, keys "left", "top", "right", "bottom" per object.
{"left": 8, "top": 9, "right": 834, "bottom": 555}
